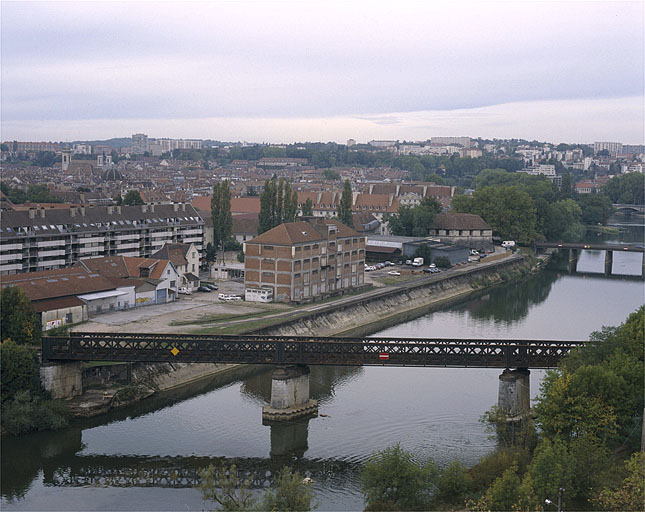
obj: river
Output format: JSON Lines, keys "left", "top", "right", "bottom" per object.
{"left": 2, "top": 224, "right": 643, "bottom": 511}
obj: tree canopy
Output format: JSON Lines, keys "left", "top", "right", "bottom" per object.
{"left": 388, "top": 197, "right": 442, "bottom": 237}
{"left": 1, "top": 287, "right": 41, "bottom": 346}
{"left": 337, "top": 179, "right": 354, "bottom": 228}
{"left": 122, "top": 190, "right": 144, "bottom": 206}
{"left": 258, "top": 177, "right": 298, "bottom": 233}
{"left": 211, "top": 180, "right": 233, "bottom": 258}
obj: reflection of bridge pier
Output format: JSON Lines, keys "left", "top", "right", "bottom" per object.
{"left": 266, "top": 418, "right": 311, "bottom": 458}
{"left": 262, "top": 365, "right": 318, "bottom": 421}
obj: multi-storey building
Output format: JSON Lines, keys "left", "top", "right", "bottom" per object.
{"left": 431, "top": 136, "right": 472, "bottom": 148}
{"left": 0, "top": 203, "right": 203, "bottom": 274}
{"left": 5, "top": 141, "right": 63, "bottom": 153}
{"left": 244, "top": 218, "right": 365, "bottom": 303}
{"left": 594, "top": 141, "right": 623, "bottom": 155}
{"left": 131, "top": 133, "right": 149, "bottom": 155}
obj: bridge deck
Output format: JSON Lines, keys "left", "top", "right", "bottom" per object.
{"left": 42, "top": 333, "right": 585, "bottom": 369}
{"left": 534, "top": 241, "right": 644, "bottom": 252}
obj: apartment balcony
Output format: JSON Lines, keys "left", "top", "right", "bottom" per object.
{"left": 79, "top": 246, "right": 105, "bottom": 254}
{"left": 36, "top": 239, "right": 66, "bottom": 248}
{"left": 38, "top": 249, "right": 66, "bottom": 258}
{"left": 115, "top": 234, "right": 141, "bottom": 241}
{"left": 115, "top": 242, "right": 140, "bottom": 250}
{"left": 0, "top": 263, "right": 23, "bottom": 273}
{"left": 0, "top": 253, "right": 22, "bottom": 263}
{"left": 1, "top": 243, "right": 23, "bottom": 252}
{"left": 37, "top": 258, "right": 66, "bottom": 267}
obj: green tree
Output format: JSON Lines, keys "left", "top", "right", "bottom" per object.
{"left": 434, "top": 460, "right": 471, "bottom": 507}
{"left": 1, "top": 286, "right": 41, "bottom": 345}
{"left": 604, "top": 172, "right": 645, "bottom": 204}
{"left": 322, "top": 169, "right": 340, "bottom": 181}
{"left": 123, "top": 190, "right": 144, "bottom": 206}
{"left": 337, "top": 179, "right": 354, "bottom": 228}
{"left": 388, "top": 197, "right": 442, "bottom": 237}
{"left": 471, "top": 465, "right": 527, "bottom": 512}
{"left": 198, "top": 463, "right": 256, "bottom": 511}
{"left": 594, "top": 452, "right": 645, "bottom": 511}
{"left": 114, "top": 194, "right": 123, "bottom": 206}
{"left": 0, "top": 340, "right": 40, "bottom": 404}
{"left": 259, "top": 178, "right": 276, "bottom": 234}
{"left": 211, "top": 181, "right": 233, "bottom": 262}
{"left": 543, "top": 199, "right": 584, "bottom": 241}
{"left": 260, "top": 466, "right": 316, "bottom": 511}
{"left": 527, "top": 438, "right": 573, "bottom": 505}
{"left": 576, "top": 194, "right": 614, "bottom": 225}
{"left": 302, "top": 197, "right": 314, "bottom": 217}
{"left": 454, "top": 185, "right": 538, "bottom": 243}
{"left": 361, "top": 444, "right": 438, "bottom": 511}
{"left": 258, "top": 177, "right": 298, "bottom": 233}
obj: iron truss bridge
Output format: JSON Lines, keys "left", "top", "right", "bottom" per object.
{"left": 42, "top": 333, "right": 585, "bottom": 369}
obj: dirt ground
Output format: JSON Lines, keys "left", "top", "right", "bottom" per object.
{"left": 72, "top": 279, "right": 282, "bottom": 334}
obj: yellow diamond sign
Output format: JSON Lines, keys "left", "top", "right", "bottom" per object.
{"left": 170, "top": 347, "right": 180, "bottom": 356}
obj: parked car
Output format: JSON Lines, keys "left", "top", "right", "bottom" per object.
{"left": 387, "top": 270, "right": 401, "bottom": 276}
{"left": 205, "top": 284, "right": 218, "bottom": 291}
{"left": 218, "top": 293, "right": 228, "bottom": 300}
{"left": 178, "top": 286, "right": 192, "bottom": 295}
{"left": 228, "top": 295, "right": 242, "bottom": 301}
{"left": 384, "top": 261, "right": 395, "bottom": 266}
{"left": 198, "top": 286, "right": 211, "bottom": 292}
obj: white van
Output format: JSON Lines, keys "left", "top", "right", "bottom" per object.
{"left": 501, "top": 240, "right": 516, "bottom": 249}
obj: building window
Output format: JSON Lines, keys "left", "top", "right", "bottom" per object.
{"left": 65, "top": 313, "right": 73, "bottom": 323}
{"left": 170, "top": 280, "right": 176, "bottom": 287}
{"left": 264, "top": 245, "right": 274, "bottom": 251}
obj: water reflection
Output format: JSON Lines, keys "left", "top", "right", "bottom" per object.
{"left": 1, "top": 365, "right": 363, "bottom": 502}
{"left": 464, "top": 271, "right": 559, "bottom": 324}
{"left": 242, "top": 366, "right": 364, "bottom": 405}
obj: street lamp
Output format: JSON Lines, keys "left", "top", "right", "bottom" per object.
{"left": 544, "top": 488, "right": 565, "bottom": 512}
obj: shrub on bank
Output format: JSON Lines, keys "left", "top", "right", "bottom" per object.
{"left": 1, "top": 339, "right": 69, "bottom": 436}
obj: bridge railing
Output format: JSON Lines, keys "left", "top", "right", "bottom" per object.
{"left": 42, "top": 333, "right": 585, "bottom": 369}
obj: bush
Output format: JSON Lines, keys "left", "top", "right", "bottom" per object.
{"left": 361, "top": 444, "right": 438, "bottom": 511}
{"left": 260, "top": 466, "right": 316, "bottom": 511}
{"left": 433, "top": 256, "right": 451, "bottom": 268}
{"left": 1, "top": 287, "right": 41, "bottom": 345}
{"left": 1, "top": 390, "right": 68, "bottom": 436}
{"left": 1, "top": 339, "right": 41, "bottom": 404}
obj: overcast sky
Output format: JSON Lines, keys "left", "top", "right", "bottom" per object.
{"left": 1, "top": 1, "right": 643, "bottom": 144}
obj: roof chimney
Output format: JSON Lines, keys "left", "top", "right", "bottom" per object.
{"left": 70, "top": 207, "right": 77, "bottom": 217}
{"left": 141, "top": 204, "right": 148, "bottom": 213}
{"left": 29, "top": 208, "right": 36, "bottom": 219}
{"left": 39, "top": 208, "right": 45, "bottom": 218}
{"left": 80, "top": 206, "right": 86, "bottom": 217}
{"left": 150, "top": 204, "right": 155, "bottom": 213}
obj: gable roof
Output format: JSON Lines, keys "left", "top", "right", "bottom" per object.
{"left": 432, "top": 213, "right": 491, "bottom": 230}
{"left": 1, "top": 268, "right": 116, "bottom": 301}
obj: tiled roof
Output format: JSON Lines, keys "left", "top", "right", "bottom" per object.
{"left": 432, "top": 213, "right": 491, "bottom": 230}
{"left": 0, "top": 268, "right": 116, "bottom": 301}
{"left": 247, "top": 219, "right": 360, "bottom": 246}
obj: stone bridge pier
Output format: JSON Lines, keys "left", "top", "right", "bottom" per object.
{"left": 262, "top": 365, "right": 318, "bottom": 421}
{"left": 40, "top": 362, "right": 83, "bottom": 399}
{"left": 498, "top": 368, "right": 530, "bottom": 419}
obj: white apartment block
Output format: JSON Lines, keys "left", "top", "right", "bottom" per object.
{"left": 431, "top": 136, "right": 472, "bottom": 148}
{"left": 0, "top": 203, "right": 204, "bottom": 275}
{"left": 131, "top": 133, "right": 149, "bottom": 155}
{"left": 594, "top": 141, "right": 623, "bottom": 155}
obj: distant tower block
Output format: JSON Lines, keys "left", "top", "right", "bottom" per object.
{"left": 61, "top": 150, "right": 72, "bottom": 172}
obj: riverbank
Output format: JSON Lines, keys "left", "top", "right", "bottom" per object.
{"left": 62, "top": 253, "right": 538, "bottom": 416}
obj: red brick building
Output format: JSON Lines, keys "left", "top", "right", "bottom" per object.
{"left": 244, "top": 218, "right": 366, "bottom": 303}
